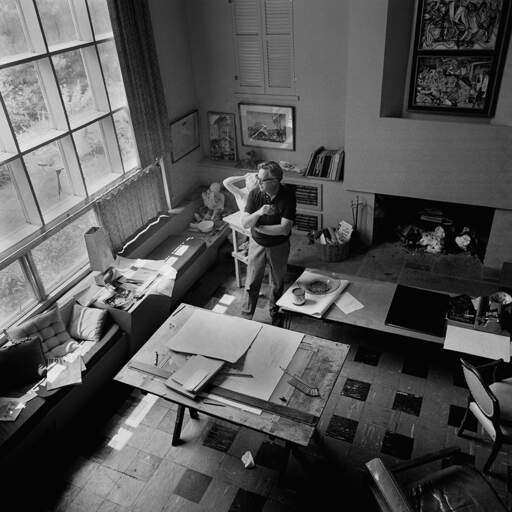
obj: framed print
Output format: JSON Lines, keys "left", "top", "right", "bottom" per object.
{"left": 170, "top": 110, "right": 200, "bottom": 162}
{"left": 207, "top": 112, "right": 237, "bottom": 161}
{"left": 408, "top": 0, "right": 512, "bottom": 116}
{"left": 239, "top": 103, "right": 295, "bottom": 150}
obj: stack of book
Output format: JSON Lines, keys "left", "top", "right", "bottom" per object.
{"left": 304, "top": 147, "right": 344, "bottom": 180}
{"left": 165, "top": 355, "right": 224, "bottom": 399}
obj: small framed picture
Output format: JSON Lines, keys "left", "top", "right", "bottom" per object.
{"left": 207, "top": 112, "right": 237, "bottom": 161}
{"left": 170, "top": 110, "right": 200, "bottom": 162}
{"left": 239, "top": 103, "right": 295, "bottom": 151}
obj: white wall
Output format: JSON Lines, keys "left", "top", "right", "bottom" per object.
{"left": 147, "top": 0, "right": 201, "bottom": 206}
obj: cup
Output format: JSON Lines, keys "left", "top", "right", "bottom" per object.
{"left": 292, "top": 287, "right": 306, "bottom": 306}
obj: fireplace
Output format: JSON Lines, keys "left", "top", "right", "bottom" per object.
{"left": 373, "top": 194, "right": 495, "bottom": 262}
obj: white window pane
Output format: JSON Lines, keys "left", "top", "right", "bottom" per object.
{"left": 0, "top": 161, "right": 32, "bottom": 240}
{"left": 0, "top": 261, "right": 37, "bottom": 330}
{"left": 98, "top": 40, "right": 126, "bottom": 109}
{"left": 36, "top": 0, "right": 79, "bottom": 49}
{"left": 31, "top": 209, "right": 96, "bottom": 291}
{"left": 0, "top": 0, "right": 31, "bottom": 62}
{"left": 23, "top": 141, "right": 82, "bottom": 221}
{"left": 113, "top": 109, "right": 138, "bottom": 171}
{"left": 53, "top": 49, "right": 98, "bottom": 128}
{"left": 87, "top": 0, "right": 112, "bottom": 37}
{"left": 74, "top": 121, "right": 119, "bottom": 193}
{"left": 0, "top": 61, "right": 53, "bottom": 150}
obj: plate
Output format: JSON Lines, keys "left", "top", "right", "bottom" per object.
{"left": 297, "top": 276, "right": 341, "bottom": 295}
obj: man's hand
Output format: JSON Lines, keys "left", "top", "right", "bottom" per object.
{"left": 258, "top": 204, "right": 275, "bottom": 216}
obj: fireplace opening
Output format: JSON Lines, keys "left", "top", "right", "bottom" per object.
{"left": 373, "top": 195, "right": 495, "bottom": 262}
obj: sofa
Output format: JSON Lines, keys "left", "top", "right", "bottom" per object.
{"left": 0, "top": 299, "right": 128, "bottom": 471}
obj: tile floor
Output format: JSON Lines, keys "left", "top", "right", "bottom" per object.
{"left": 18, "top": 238, "right": 512, "bottom": 511}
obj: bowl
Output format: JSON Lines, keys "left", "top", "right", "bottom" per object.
{"left": 197, "top": 220, "right": 214, "bottom": 233}
{"left": 297, "top": 276, "right": 341, "bottom": 295}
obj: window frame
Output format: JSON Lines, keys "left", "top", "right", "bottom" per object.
{"left": 0, "top": 0, "right": 143, "bottom": 333}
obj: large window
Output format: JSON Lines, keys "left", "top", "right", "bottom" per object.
{"left": 0, "top": 0, "right": 140, "bottom": 331}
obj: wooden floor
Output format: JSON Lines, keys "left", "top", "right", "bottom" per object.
{"left": 24, "top": 238, "right": 512, "bottom": 511}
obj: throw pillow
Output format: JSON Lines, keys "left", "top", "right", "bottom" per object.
{"left": 0, "top": 336, "right": 47, "bottom": 393}
{"left": 6, "top": 305, "right": 74, "bottom": 358}
{"left": 68, "top": 303, "right": 107, "bottom": 342}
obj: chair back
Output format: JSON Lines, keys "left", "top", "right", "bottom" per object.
{"left": 460, "top": 359, "right": 499, "bottom": 421}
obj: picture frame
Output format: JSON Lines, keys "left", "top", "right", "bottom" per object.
{"left": 170, "top": 110, "right": 200, "bottom": 162}
{"left": 207, "top": 112, "right": 237, "bottom": 161}
{"left": 408, "top": 0, "right": 512, "bottom": 116}
{"left": 239, "top": 103, "right": 295, "bottom": 150}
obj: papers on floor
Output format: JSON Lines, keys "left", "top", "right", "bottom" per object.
{"left": 277, "top": 270, "right": 349, "bottom": 318}
{"left": 335, "top": 292, "right": 364, "bottom": 315}
{"left": 213, "top": 325, "right": 303, "bottom": 401}
{"left": 444, "top": 324, "right": 511, "bottom": 362}
{"left": 166, "top": 309, "right": 261, "bottom": 363}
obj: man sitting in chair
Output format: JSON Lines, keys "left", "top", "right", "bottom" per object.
{"left": 240, "top": 161, "right": 296, "bottom": 325}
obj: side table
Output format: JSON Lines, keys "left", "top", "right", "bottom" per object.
{"left": 223, "top": 211, "right": 251, "bottom": 287}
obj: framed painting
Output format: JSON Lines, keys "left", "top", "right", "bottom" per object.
{"left": 170, "top": 110, "right": 200, "bottom": 162}
{"left": 207, "top": 112, "right": 237, "bottom": 161}
{"left": 239, "top": 104, "right": 295, "bottom": 150}
{"left": 408, "top": 0, "right": 512, "bottom": 116}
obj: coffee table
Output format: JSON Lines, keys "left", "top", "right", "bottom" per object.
{"left": 114, "top": 303, "right": 349, "bottom": 449}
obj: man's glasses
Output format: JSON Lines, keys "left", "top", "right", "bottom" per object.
{"left": 257, "top": 177, "right": 277, "bottom": 184}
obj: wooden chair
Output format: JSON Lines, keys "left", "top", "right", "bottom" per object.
{"left": 366, "top": 447, "right": 507, "bottom": 512}
{"left": 458, "top": 357, "right": 512, "bottom": 473}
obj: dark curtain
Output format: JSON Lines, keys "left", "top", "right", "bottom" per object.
{"left": 107, "top": 0, "right": 171, "bottom": 169}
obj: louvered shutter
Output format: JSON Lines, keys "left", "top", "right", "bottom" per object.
{"left": 232, "top": 0, "right": 295, "bottom": 95}
{"left": 232, "top": 0, "right": 265, "bottom": 93}
{"left": 263, "top": 0, "right": 294, "bottom": 94}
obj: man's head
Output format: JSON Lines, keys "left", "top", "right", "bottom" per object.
{"left": 257, "top": 161, "right": 282, "bottom": 196}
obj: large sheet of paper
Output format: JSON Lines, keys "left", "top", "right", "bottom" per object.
{"left": 167, "top": 309, "right": 261, "bottom": 363}
{"left": 444, "top": 324, "right": 511, "bottom": 362}
{"left": 217, "top": 325, "right": 303, "bottom": 400}
{"left": 277, "top": 270, "right": 349, "bottom": 318}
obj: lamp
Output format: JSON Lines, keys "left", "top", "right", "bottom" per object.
{"left": 84, "top": 227, "right": 115, "bottom": 286}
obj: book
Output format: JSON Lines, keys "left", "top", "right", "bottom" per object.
{"left": 334, "top": 150, "right": 345, "bottom": 181}
{"left": 166, "top": 355, "right": 225, "bottom": 398}
{"left": 305, "top": 146, "right": 324, "bottom": 176}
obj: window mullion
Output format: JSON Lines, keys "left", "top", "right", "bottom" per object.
{"left": 10, "top": 159, "right": 44, "bottom": 225}
{"left": 17, "top": 0, "right": 47, "bottom": 54}
{"left": 20, "top": 253, "right": 46, "bottom": 302}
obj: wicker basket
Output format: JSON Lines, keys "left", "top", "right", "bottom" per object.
{"left": 316, "top": 240, "right": 350, "bottom": 262}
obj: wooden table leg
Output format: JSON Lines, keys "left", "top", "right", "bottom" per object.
{"left": 189, "top": 408, "right": 199, "bottom": 420}
{"left": 232, "top": 228, "right": 242, "bottom": 287}
{"left": 172, "top": 404, "right": 185, "bottom": 446}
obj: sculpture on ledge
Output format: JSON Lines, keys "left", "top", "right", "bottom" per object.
{"left": 194, "top": 182, "right": 225, "bottom": 222}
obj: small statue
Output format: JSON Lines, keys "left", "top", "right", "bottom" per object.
{"left": 194, "top": 182, "right": 225, "bottom": 222}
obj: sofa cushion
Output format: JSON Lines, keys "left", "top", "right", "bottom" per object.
{"left": 0, "top": 337, "right": 47, "bottom": 393}
{"left": 68, "top": 303, "right": 107, "bottom": 342}
{"left": 7, "top": 306, "right": 74, "bottom": 358}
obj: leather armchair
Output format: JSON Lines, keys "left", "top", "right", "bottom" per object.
{"left": 365, "top": 447, "right": 507, "bottom": 512}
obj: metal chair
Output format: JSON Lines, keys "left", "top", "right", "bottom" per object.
{"left": 458, "top": 357, "right": 512, "bottom": 473}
